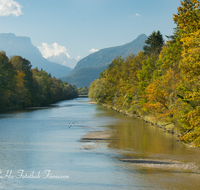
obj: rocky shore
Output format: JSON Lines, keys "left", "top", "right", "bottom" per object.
{"left": 119, "top": 158, "right": 199, "bottom": 172}
{"left": 80, "top": 130, "right": 199, "bottom": 173}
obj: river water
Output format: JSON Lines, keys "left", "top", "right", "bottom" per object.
{"left": 0, "top": 98, "right": 199, "bottom": 190}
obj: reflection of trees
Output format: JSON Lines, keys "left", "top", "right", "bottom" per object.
{"left": 92, "top": 103, "right": 191, "bottom": 161}
{"left": 107, "top": 118, "right": 186, "bottom": 158}
{"left": 93, "top": 105, "right": 120, "bottom": 118}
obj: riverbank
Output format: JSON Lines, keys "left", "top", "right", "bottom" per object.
{"left": 80, "top": 130, "right": 200, "bottom": 173}
{"left": 101, "top": 103, "right": 184, "bottom": 140}
{"left": 87, "top": 99, "right": 198, "bottom": 149}
{"left": 79, "top": 100, "right": 200, "bottom": 173}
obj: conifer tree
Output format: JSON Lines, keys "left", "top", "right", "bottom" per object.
{"left": 143, "top": 30, "right": 164, "bottom": 56}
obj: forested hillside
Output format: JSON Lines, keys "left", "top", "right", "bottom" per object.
{"left": 89, "top": 0, "right": 200, "bottom": 147}
{"left": 0, "top": 52, "right": 78, "bottom": 111}
{"left": 61, "top": 65, "right": 108, "bottom": 88}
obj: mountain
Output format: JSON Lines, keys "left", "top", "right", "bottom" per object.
{"left": 62, "top": 34, "right": 147, "bottom": 87}
{"left": 60, "top": 65, "right": 107, "bottom": 88}
{"left": 47, "top": 53, "right": 77, "bottom": 69}
{"left": 0, "top": 33, "right": 72, "bottom": 78}
{"left": 67, "top": 34, "right": 147, "bottom": 77}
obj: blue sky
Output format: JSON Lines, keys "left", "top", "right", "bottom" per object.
{"left": 0, "top": 0, "right": 181, "bottom": 60}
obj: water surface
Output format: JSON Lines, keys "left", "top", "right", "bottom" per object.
{"left": 0, "top": 98, "right": 199, "bottom": 189}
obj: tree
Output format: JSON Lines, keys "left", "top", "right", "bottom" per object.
{"left": 143, "top": 30, "right": 164, "bottom": 56}
{"left": 138, "top": 55, "right": 158, "bottom": 96}
{"left": 172, "top": 0, "right": 200, "bottom": 146}
{"left": 0, "top": 52, "right": 15, "bottom": 109}
{"left": 144, "top": 68, "right": 181, "bottom": 123}
{"left": 10, "top": 56, "right": 35, "bottom": 106}
{"left": 14, "top": 71, "right": 27, "bottom": 105}
{"left": 173, "top": 0, "right": 200, "bottom": 36}
{"left": 88, "top": 79, "right": 107, "bottom": 103}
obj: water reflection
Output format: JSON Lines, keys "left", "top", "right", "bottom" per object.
{"left": 94, "top": 105, "right": 200, "bottom": 163}
{"left": 0, "top": 98, "right": 199, "bottom": 189}
{"left": 93, "top": 105, "right": 200, "bottom": 189}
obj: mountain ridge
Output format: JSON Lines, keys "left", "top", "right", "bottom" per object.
{"left": 0, "top": 33, "right": 72, "bottom": 78}
{"left": 60, "top": 65, "right": 108, "bottom": 88}
{"left": 67, "top": 34, "right": 147, "bottom": 77}
{"left": 62, "top": 34, "right": 147, "bottom": 87}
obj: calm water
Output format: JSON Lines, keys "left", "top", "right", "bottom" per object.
{"left": 0, "top": 98, "right": 199, "bottom": 190}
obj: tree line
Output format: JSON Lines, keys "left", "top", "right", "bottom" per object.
{"left": 88, "top": 0, "right": 200, "bottom": 147}
{"left": 0, "top": 52, "right": 78, "bottom": 111}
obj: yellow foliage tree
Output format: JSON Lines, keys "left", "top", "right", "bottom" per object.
{"left": 173, "top": 0, "right": 200, "bottom": 146}
{"left": 144, "top": 69, "right": 180, "bottom": 122}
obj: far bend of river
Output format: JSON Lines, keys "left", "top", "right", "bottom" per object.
{"left": 0, "top": 98, "right": 200, "bottom": 190}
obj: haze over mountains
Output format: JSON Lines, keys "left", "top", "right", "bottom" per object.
{"left": 47, "top": 53, "right": 77, "bottom": 69}
{"left": 0, "top": 33, "right": 72, "bottom": 78}
{"left": 0, "top": 33, "right": 147, "bottom": 87}
{"left": 61, "top": 34, "right": 147, "bottom": 87}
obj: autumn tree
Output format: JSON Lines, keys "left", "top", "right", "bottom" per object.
{"left": 0, "top": 52, "right": 78, "bottom": 111}
{"left": 10, "top": 56, "right": 36, "bottom": 106}
{"left": 0, "top": 52, "right": 16, "bottom": 109}
{"left": 170, "top": 0, "right": 200, "bottom": 146}
{"left": 87, "top": 0, "right": 200, "bottom": 147}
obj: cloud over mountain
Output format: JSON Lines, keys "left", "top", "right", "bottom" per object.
{"left": 38, "top": 42, "right": 70, "bottom": 59}
{"left": 0, "top": 0, "right": 23, "bottom": 16}
{"left": 89, "top": 48, "right": 99, "bottom": 53}
{"left": 76, "top": 55, "right": 81, "bottom": 61}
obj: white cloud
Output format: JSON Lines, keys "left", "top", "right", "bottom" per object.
{"left": 0, "top": 0, "right": 23, "bottom": 16}
{"left": 38, "top": 42, "right": 71, "bottom": 59}
{"left": 76, "top": 55, "right": 81, "bottom": 61}
{"left": 129, "top": 13, "right": 140, "bottom": 18}
{"left": 89, "top": 48, "right": 99, "bottom": 53}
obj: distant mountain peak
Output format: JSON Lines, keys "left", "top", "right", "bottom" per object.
{"left": 0, "top": 33, "right": 32, "bottom": 43}
{"left": 62, "top": 34, "right": 147, "bottom": 87}
{"left": 0, "top": 33, "right": 71, "bottom": 77}
{"left": 46, "top": 53, "right": 77, "bottom": 69}
{"left": 67, "top": 33, "right": 147, "bottom": 77}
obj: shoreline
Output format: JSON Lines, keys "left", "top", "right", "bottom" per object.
{"left": 80, "top": 129, "right": 200, "bottom": 173}
{"left": 80, "top": 100, "right": 200, "bottom": 172}
{"left": 85, "top": 100, "right": 196, "bottom": 148}
{"left": 101, "top": 103, "right": 185, "bottom": 142}
{"left": 86, "top": 101, "right": 97, "bottom": 104}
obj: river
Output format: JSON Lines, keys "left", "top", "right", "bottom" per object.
{"left": 0, "top": 98, "right": 199, "bottom": 190}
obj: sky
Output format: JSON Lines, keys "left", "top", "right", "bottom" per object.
{"left": 0, "top": 0, "right": 181, "bottom": 61}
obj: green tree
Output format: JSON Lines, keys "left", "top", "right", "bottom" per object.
{"left": 0, "top": 52, "right": 15, "bottom": 109}
{"left": 143, "top": 30, "right": 164, "bottom": 56}
{"left": 88, "top": 79, "right": 107, "bottom": 103}
{"left": 10, "top": 56, "right": 36, "bottom": 106}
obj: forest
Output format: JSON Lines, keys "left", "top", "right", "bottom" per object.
{"left": 88, "top": 0, "right": 200, "bottom": 147}
{"left": 0, "top": 52, "right": 78, "bottom": 111}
